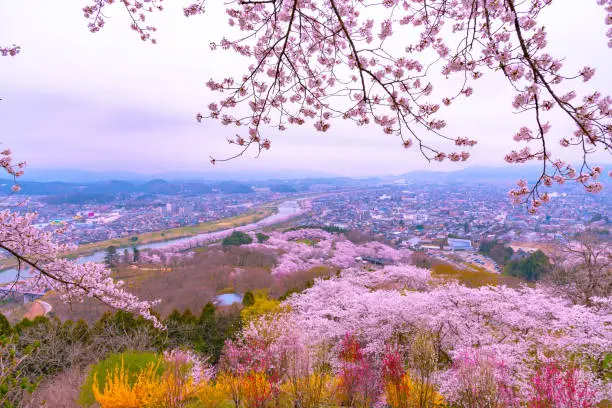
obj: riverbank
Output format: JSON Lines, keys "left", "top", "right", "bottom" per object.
{"left": 72, "top": 206, "right": 277, "bottom": 257}
{"left": 0, "top": 205, "right": 277, "bottom": 271}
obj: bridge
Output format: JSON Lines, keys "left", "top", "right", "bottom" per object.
{"left": 0, "top": 288, "right": 45, "bottom": 304}
{"left": 358, "top": 256, "right": 394, "bottom": 266}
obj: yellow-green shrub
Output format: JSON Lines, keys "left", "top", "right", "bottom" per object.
{"left": 79, "top": 352, "right": 162, "bottom": 407}
{"left": 92, "top": 359, "right": 164, "bottom": 408}
{"left": 240, "top": 290, "right": 286, "bottom": 323}
{"left": 280, "top": 372, "right": 336, "bottom": 408}
{"left": 195, "top": 380, "right": 231, "bottom": 408}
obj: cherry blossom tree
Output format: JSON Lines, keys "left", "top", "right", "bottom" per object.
{"left": 245, "top": 228, "right": 408, "bottom": 276}
{"left": 545, "top": 231, "right": 612, "bottom": 306}
{"left": 78, "top": 0, "right": 611, "bottom": 211}
{"left": 440, "top": 349, "right": 519, "bottom": 407}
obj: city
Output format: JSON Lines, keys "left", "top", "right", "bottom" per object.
{"left": 5, "top": 175, "right": 608, "bottom": 252}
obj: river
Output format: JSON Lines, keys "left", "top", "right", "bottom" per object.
{"left": 0, "top": 200, "right": 303, "bottom": 284}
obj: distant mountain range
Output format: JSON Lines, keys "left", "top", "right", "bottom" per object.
{"left": 397, "top": 165, "right": 548, "bottom": 184}
{"left": 400, "top": 164, "right": 612, "bottom": 185}
{"left": 0, "top": 179, "right": 254, "bottom": 200}
{"left": 4, "top": 165, "right": 608, "bottom": 199}
{"left": 0, "top": 177, "right": 351, "bottom": 202}
{"left": 16, "top": 168, "right": 340, "bottom": 183}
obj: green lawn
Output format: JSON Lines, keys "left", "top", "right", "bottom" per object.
{"left": 432, "top": 262, "right": 526, "bottom": 288}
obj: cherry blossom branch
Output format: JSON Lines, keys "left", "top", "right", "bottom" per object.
{"left": 10, "top": 0, "right": 610, "bottom": 212}
{"left": 0, "top": 45, "right": 20, "bottom": 57}
{"left": 0, "top": 211, "right": 162, "bottom": 328}
{"left": 0, "top": 148, "right": 162, "bottom": 328}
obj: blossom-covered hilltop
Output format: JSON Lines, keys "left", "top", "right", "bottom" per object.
{"left": 224, "top": 262, "right": 611, "bottom": 406}
{"left": 7, "top": 227, "right": 608, "bottom": 407}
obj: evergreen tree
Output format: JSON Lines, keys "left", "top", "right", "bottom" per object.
{"left": 104, "top": 246, "right": 119, "bottom": 267}
{"left": 0, "top": 313, "right": 11, "bottom": 336}
{"left": 242, "top": 291, "right": 255, "bottom": 307}
{"left": 222, "top": 231, "right": 253, "bottom": 246}
{"left": 503, "top": 250, "right": 552, "bottom": 282}
{"left": 256, "top": 232, "right": 270, "bottom": 243}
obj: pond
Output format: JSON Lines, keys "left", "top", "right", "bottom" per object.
{"left": 214, "top": 293, "right": 243, "bottom": 306}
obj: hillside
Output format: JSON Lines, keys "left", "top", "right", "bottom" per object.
{"left": 3, "top": 226, "right": 609, "bottom": 407}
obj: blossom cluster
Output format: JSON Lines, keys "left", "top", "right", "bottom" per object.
{"left": 82, "top": 0, "right": 163, "bottom": 42}
{"left": 0, "top": 149, "right": 26, "bottom": 192}
{"left": 246, "top": 228, "right": 408, "bottom": 276}
{"left": 0, "top": 45, "right": 20, "bottom": 57}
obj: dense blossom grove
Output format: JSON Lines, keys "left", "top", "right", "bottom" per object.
{"left": 139, "top": 207, "right": 309, "bottom": 265}
{"left": 246, "top": 228, "right": 407, "bottom": 275}
{"left": 225, "top": 263, "right": 611, "bottom": 405}
{"left": 77, "top": 0, "right": 612, "bottom": 210}
{"left": 138, "top": 227, "right": 407, "bottom": 276}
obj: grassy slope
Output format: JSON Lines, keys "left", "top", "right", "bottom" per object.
{"left": 432, "top": 262, "right": 526, "bottom": 288}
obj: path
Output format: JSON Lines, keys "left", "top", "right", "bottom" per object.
{"left": 23, "top": 300, "right": 53, "bottom": 319}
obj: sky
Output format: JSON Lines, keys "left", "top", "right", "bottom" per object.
{"left": 0, "top": 0, "right": 610, "bottom": 178}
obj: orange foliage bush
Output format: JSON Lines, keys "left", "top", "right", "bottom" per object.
{"left": 241, "top": 371, "right": 275, "bottom": 408}
{"left": 384, "top": 373, "right": 445, "bottom": 408}
{"left": 217, "top": 371, "right": 275, "bottom": 408}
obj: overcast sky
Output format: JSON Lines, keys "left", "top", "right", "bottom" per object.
{"left": 0, "top": 0, "right": 610, "bottom": 177}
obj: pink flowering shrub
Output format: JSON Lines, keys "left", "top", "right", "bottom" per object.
{"left": 222, "top": 313, "right": 305, "bottom": 380}
{"left": 336, "top": 333, "right": 381, "bottom": 407}
{"left": 161, "top": 349, "right": 215, "bottom": 406}
{"left": 163, "top": 349, "right": 214, "bottom": 386}
{"left": 441, "top": 349, "right": 519, "bottom": 407}
{"left": 527, "top": 362, "right": 597, "bottom": 408}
